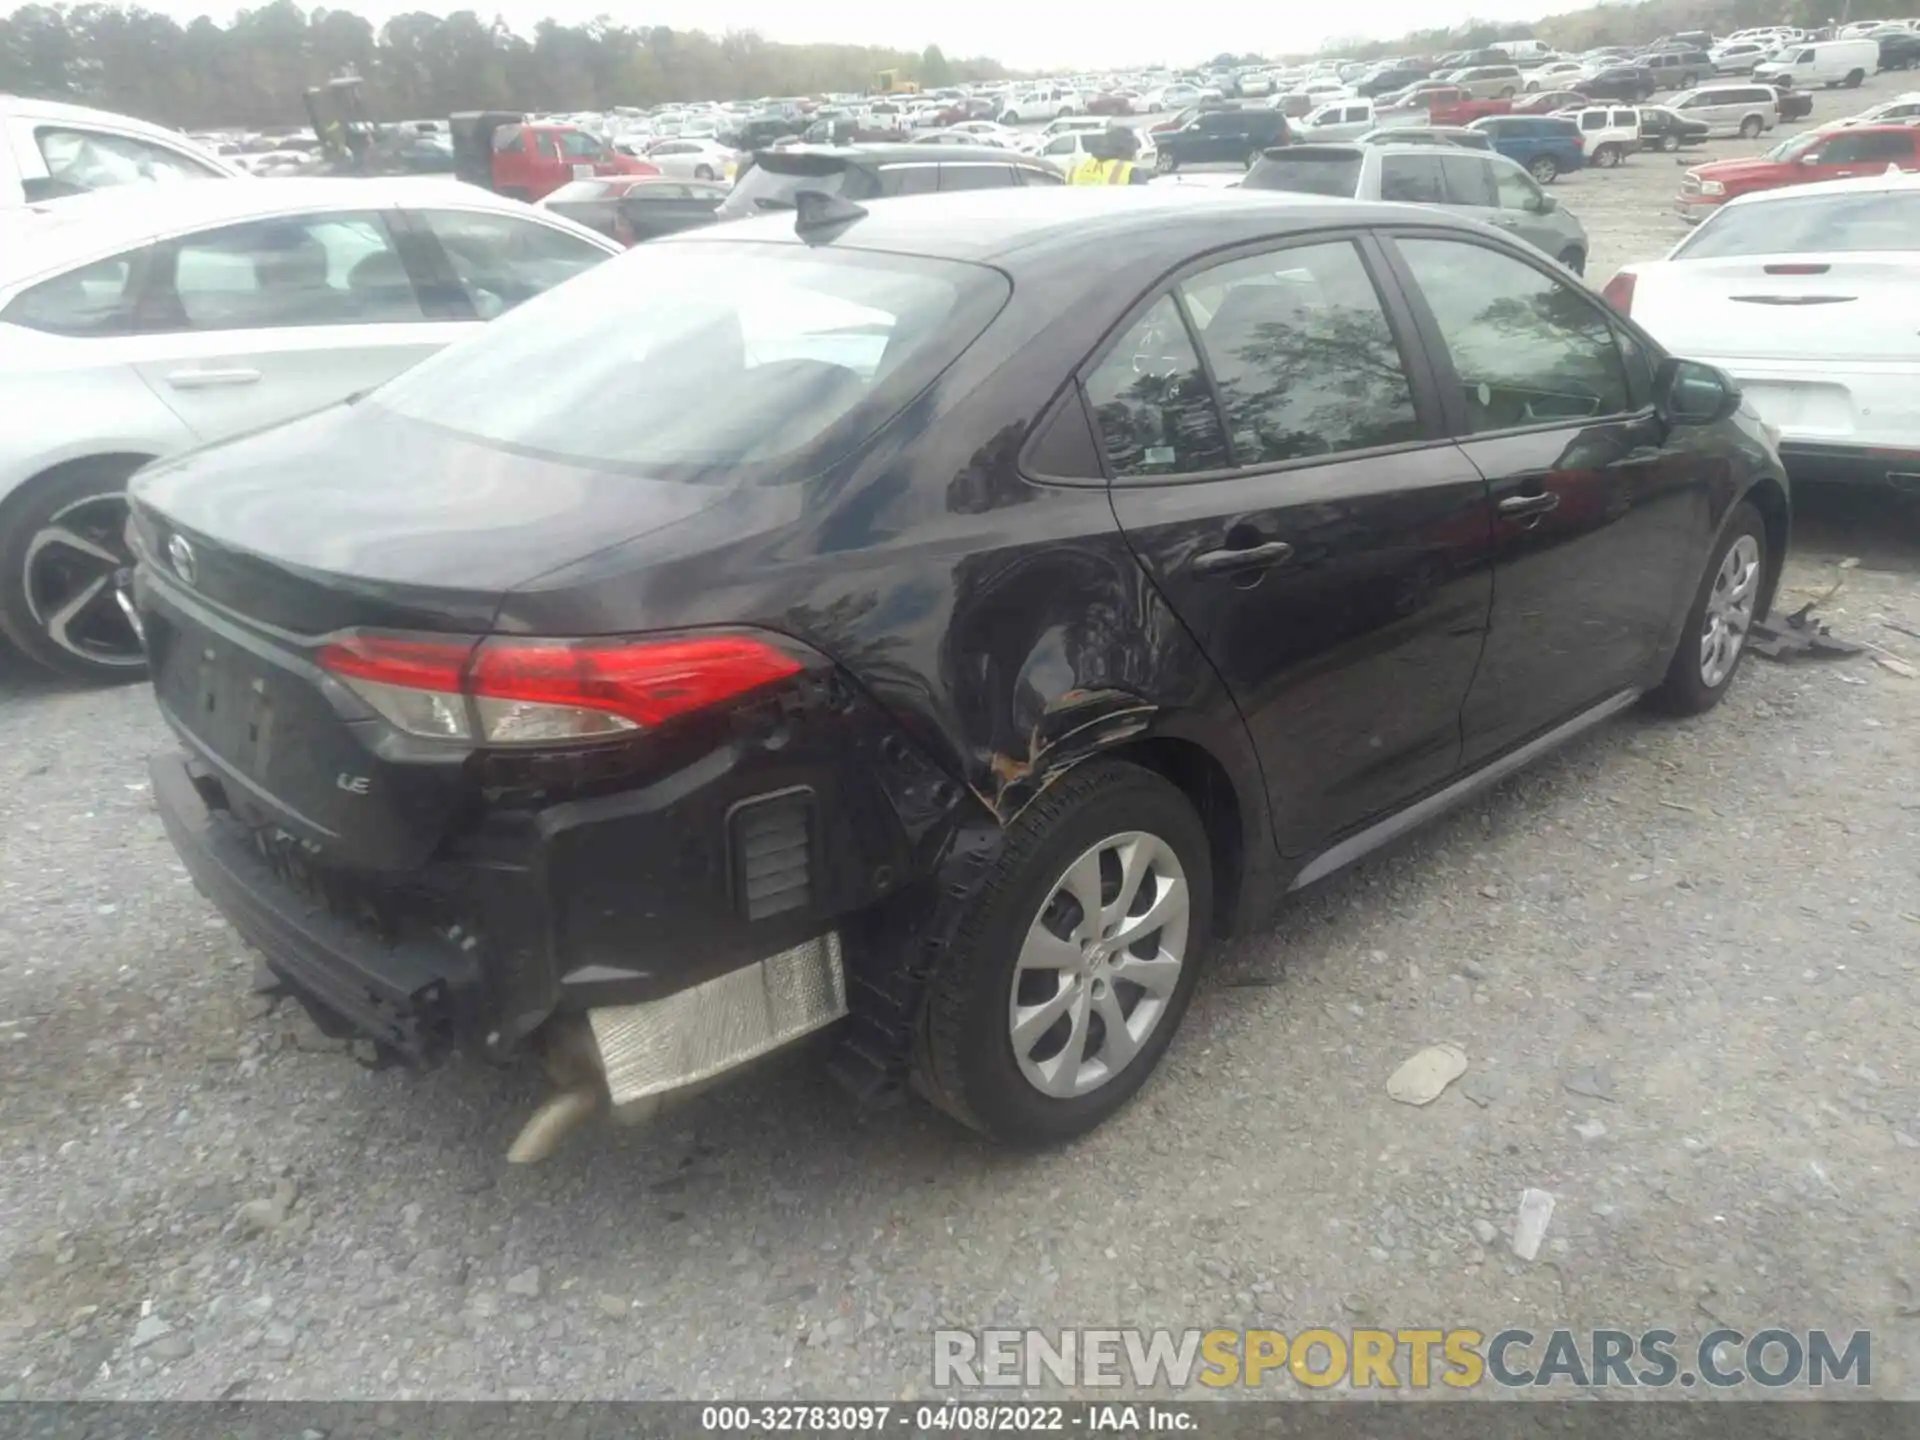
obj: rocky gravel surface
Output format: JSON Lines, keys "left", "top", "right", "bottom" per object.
{"left": 2, "top": 491, "right": 1915, "bottom": 1402}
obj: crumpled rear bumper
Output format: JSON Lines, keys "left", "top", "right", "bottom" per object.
{"left": 151, "top": 751, "right": 481, "bottom": 1062}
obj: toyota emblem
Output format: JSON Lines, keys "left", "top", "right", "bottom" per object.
{"left": 167, "top": 533, "right": 196, "bottom": 586}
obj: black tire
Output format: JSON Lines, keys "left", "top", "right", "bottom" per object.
{"left": 1499, "top": 86, "right": 1517, "bottom": 98}
{"left": 916, "top": 759, "right": 1215, "bottom": 1146}
{"left": 0, "top": 456, "right": 151, "bottom": 682}
{"left": 694, "top": 164, "right": 715, "bottom": 180}
{"left": 1530, "top": 154, "right": 1560, "bottom": 182}
{"left": 1157, "top": 150, "right": 1178, "bottom": 172}
{"left": 999, "top": 112, "right": 1017, "bottom": 127}
{"left": 1661, "top": 131, "right": 1681, "bottom": 152}
{"left": 1681, "top": 71, "right": 1699, "bottom": 88}
{"left": 1243, "top": 147, "right": 1260, "bottom": 169}
{"left": 1845, "top": 69, "right": 1866, "bottom": 88}
{"left": 1557, "top": 246, "right": 1586, "bottom": 275}
{"left": 1593, "top": 143, "right": 1620, "bottom": 168}
{"left": 1645, "top": 502, "right": 1768, "bottom": 716}
{"left": 1738, "top": 115, "right": 1763, "bottom": 138}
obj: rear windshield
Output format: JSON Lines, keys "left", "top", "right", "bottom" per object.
{"left": 717, "top": 157, "right": 871, "bottom": 219}
{"left": 371, "top": 243, "right": 1009, "bottom": 482}
{"left": 1244, "top": 149, "right": 1362, "bottom": 196}
{"left": 1676, "top": 190, "right": 1920, "bottom": 258}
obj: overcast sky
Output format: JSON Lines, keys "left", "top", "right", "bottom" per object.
{"left": 163, "top": 0, "right": 1592, "bottom": 69}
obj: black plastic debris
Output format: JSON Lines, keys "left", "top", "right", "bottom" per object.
{"left": 1749, "top": 603, "right": 1861, "bottom": 662}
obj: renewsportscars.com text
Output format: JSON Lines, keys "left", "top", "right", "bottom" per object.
{"left": 933, "top": 1327, "right": 1872, "bottom": 1390}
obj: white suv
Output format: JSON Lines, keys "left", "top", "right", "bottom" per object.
{"left": 3, "top": 96, "right": 243, "bottom": 206}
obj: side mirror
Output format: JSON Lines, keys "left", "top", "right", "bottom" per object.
{"left": 1535, "top": 193, "right": 1559, "bottom": 213}
{"left": 1798, "top": 152, "right": 1819, "bottom": 164}
{"left": 1656, "top": 357, "right": 1741, "bottom": 425}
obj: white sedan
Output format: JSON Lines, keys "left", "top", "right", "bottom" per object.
{"left": 1603, "top": 172, "right": 1920, "bottom": 487}
{"left": 0, "top": 178, "right": 619, "bottom": 678}
{"left": 644, "top": 138, "right": 740, "bottom": 182}
{"left": 1524, "top": 60, "right": 1591, "bottom": 89}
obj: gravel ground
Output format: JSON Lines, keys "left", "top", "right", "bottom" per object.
{"left": 4, "top": 82, "right": 1920, "bottom": 1402}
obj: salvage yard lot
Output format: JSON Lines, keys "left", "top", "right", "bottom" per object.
{"left": 3, "top": 79, "right": 1920, "bottom": 1400}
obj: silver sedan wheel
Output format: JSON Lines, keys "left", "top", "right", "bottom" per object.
{"left": 23, "top": 493, "right": 145, "bottom": 670}
{"left": 1007, "top": 831, "right": 1189, "bottom": 1099}
{"left": 1700, "top": 533, "right": 1761, "bottom": 688}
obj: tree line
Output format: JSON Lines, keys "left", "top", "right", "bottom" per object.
{"left": 0, "top": 1, "right": 1012, "bottom": 131}
{"left": 1327, "top": 0, "right": 1914, "bottom": 59}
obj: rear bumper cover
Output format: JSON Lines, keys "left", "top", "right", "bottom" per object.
{"left": 151, "top": 751, "right": 480, "bottom": 1061}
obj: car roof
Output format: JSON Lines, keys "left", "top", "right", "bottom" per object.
{"left": 670, "top": 186, "right": 1479, "bottom": 266}
{"left": 0, "top": 93, "right": 196, "bottom": 133}
{"left": 0, "top": 177, "right": 584, "bottom": 286}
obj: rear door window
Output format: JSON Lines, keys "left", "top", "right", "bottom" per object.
{"left": 1179, "top": 240, "right": 1421, "bottom": 465}
{"left": 158, "top": 212, "right": 424, "bottom": 331}
{"left": 1380, "top": 152, "right": 1447, "bottom": 202}
{"left": 1082, "top": 294, "right": 1231, "bottom": 478}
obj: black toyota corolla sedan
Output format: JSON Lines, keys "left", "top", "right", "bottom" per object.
{"left": 130, "top": 187, "right": 1788, "bottom": 1153}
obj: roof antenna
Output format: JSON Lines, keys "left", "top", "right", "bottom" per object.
{"left": 792, "top": 187, "right": 869, "bottom": 244}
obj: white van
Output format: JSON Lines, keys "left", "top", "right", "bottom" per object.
{"left": 1753, "top": 38, "right": 1878, "bottom": 89}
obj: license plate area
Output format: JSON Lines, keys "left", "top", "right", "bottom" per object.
{"left": 153, "top": 620, "right": 294, "bottom": 782}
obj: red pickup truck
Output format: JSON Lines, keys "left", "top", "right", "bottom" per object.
{"left": 1677, "top": 123, "right": 1920, "bottom": 221}
{"left": 1418, "top": 87, "right": 1514, "bottom": 127}
{"left": 450, "top": 110, "right": 657, "bottom": 202}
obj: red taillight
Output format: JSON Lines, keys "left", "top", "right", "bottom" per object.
{"left": 317, "top": 631, "right": 802, "bottom": 746}
{"left": 319, "top": 634, "right": 473, "bottom": 692}
{"left": 1600, "top": 270, "right": 1636, "bottom": 315}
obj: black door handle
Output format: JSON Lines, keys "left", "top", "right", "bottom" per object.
{"left": 1497, "top": 492, "right": 1560, "bottom": 518}
{"left": 1189, "top": 539, "right": 1294, "bottom": 578}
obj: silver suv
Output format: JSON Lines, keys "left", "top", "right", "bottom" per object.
{"left": 1452, "top": 65, "right": 1525, "bottom": 99}
{"left": 1242, "top": 142, "right": 1592, "bottom": 273}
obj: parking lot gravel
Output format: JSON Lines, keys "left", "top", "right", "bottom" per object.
{"left": 3, "top": 79, "right": 1920, "bottom": 1402}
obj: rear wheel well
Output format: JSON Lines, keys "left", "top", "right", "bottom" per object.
{"left": 1742, "top": 478, "right": 1790, "bottom": 618}
{"left": 1106, "top": 736, "right": 1245, "bottom": 936}
{"left": 0, "top": 452, "right": 154, "bottom": 528}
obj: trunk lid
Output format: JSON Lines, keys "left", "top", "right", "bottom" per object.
{"left": 129, "top": 401, "right": 742, "bottom": 869}
{"left": 1632, "top": 255, "right": 1920, "bottom": 361}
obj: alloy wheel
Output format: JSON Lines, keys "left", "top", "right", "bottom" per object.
{"left": 1007, "top": 830, "right": 1189, "bottom": 1099}
{"left": 22, "top": 493, "right": 145, "bottom": 670}
{"left": 1700, "top": 533, "right": 1761, "bottom": 688}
